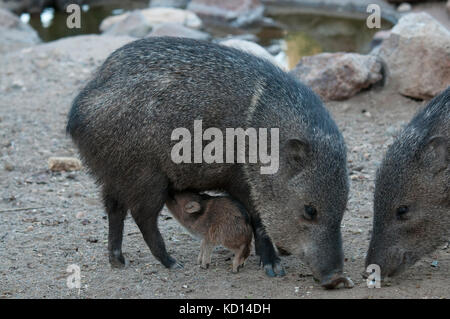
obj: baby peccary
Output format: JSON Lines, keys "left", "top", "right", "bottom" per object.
{"left": 367, "top": 86, "right": 449, "bottom": 278}
{"left": 166, "top": 192, "right": 253, "bottom": 273}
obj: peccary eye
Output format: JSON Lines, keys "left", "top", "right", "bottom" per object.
{"left": 396, "top": 206, "right": 409, "bottom": 220}
{"left": 303, "top": 205, "right": 317, "bottom": 221}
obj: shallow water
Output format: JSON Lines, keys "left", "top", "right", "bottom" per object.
{"left": 23, "top": 4, "right": 392, "bottom": 68}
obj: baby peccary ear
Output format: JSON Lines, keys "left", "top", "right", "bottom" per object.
{"left": 184, "top": 201, "right": 201, "bottom": 214}
{"left": 421, "top": 136, "right": 448, "bottom": 173}
{"left": 285, "top": 138, "right": 311, "bottom": 168}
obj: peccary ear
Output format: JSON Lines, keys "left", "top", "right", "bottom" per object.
{"left": 184, "top": 201, "right": 201, "bottom": 214}
{"left": 285, "top": 138, "right": 311, "bottom": 168}
{"left": 420, "top": 136, "right": 448, "bottom": 173}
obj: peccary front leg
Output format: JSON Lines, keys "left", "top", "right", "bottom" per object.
{"left": 104, "top": 192, "right": 127, "bottom": 268}
{"left": 131, "top": 197, "right": 182, "bottom": 269}
{"left": 251, "top": 214, "right": 285, "bottom": 277}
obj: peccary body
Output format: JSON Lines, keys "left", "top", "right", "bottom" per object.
{"left": 67, "top": 37, "right": 350, "bottom": 288}
{"left": 367, "top": 87, "right": 449, "bottom": 277}
{"left": 166, "top": 192, "right": 252, "bottom": 272}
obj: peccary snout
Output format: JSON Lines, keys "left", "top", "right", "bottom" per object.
{"left": 166, "top": 192, "right": 253, "bottom": 273}
{"left": 297, "top": 227, "right": 351, "bottom": 289}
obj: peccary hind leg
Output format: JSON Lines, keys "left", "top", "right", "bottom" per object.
{"left": 131, "top": 191, "right": 182, "bottom": 269}
{"left": 104, "top": 193, "right": 128, "bottom": 268}
{"left": 232, "top": 244, "right": 250, "bottom": 273}
{"left": 200, "top": 240, "right": 214, "bottom": 269}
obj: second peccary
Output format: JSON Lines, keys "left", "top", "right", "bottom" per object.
{"left": 367, "top": 86, "right": 449, "bottom": 278}
{"left": 67, "top": 37, "right": 351, "bottom": 288}
{"left": 166, "top": 192, "right": 253, "bottom": 272}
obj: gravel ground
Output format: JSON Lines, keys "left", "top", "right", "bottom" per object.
{"left": 0, "top": 35, "right": 448, "bottom": 299}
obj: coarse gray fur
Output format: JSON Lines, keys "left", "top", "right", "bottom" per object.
{"left": 367, "top": 86, "right": 449, "bottom": 277}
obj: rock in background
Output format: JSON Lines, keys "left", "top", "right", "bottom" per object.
{"left": 220, "top": 39, "right": 286, "bottom": 70}
{"left": 376, "top": 12, "right": 450, "bottom": 100}
{"left": 0, "top": 8, "right": 41, "bottom": 54}
{"left": 187, "top": 0, "right": 265, "bottom": 27}
{"left": 289, "top": 52, "right": 383, "bottom": 101}
{"left": 102, "top": 10, "right": 153, "bottom": 38}
{"left": 147, "top": 22, "right": 210, "bottom": 40}
{"left": 100, "top": 7, "right": 203, "bottom": 37}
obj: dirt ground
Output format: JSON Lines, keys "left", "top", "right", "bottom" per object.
{"left": 0, "top": 35, "right": 449, "bottom": 299}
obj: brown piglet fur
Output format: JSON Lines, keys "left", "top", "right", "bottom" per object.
{"left": 166, "top": 192, "right": 253, "bottom": 272}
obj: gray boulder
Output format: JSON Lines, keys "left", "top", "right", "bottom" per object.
{"left": 147, "top": 22, "right": 210, "bottom": 40}
{"left": 103, "top": 11, "right": 152, "bottom": 38}
{"left": 290, "top": 52, "right": 383, "bottom": 101}
{"left": 100, "top": 8, "right": 203, "bottom": 34}
{"left": 377, "top": 12, "right": 450, "bottom": 100}
{"left": 0, "top": 8, "right": 40, "bottom": 54}
{"left": 187, "top": 0, "right": 264, "bottom": 27}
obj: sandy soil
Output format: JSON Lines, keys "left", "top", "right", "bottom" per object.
{"left": 0, "top": 35, "right": 448, "bottom": 299}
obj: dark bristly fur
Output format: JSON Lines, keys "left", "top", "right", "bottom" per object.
{"left": 67, "top": 37, "right": 349, "bottom": 286}
{"left": 367, "top": 86, "right": 450, "bottom": 277}
{"left": 166, "top": 192, "right": 253, "bottom": 273}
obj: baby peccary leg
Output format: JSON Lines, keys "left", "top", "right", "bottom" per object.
{"left": 197, "top": 244, "right": 204, "bottom": 266}
{"left": 104, "top": 193, "right": 127, "bottom": 268}
{"left": 232, "top": 243, "right": 251, "bottom": 273}
{"left": 199, "top": 240, "right": 214, "bottom": 269}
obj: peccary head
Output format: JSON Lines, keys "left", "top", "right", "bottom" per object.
{"left": 276, "top": 139, "right": 349, "bottom": 287}
{"left": 166, "top": 192, "right": 203, "bottom": 218}
{"left": 247, "top": 86, "right": 350, "bottom": 288}
{"left": 367, "top": 89, "right": 450, "bottom": 278}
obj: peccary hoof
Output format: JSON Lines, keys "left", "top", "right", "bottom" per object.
{"left": 321, "top": 276, "right": 354, "bottom": 289}
{"left": 168, "top": 260, "right": 184, "bottom": 270}
{"left": 262, "top": 260, "right": 286, "bottom": 277}
{"left": 109, "top": 254, "right": 127, "bottom": 269}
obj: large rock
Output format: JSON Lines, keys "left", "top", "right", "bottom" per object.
{"left": 0, "top": 8, "right": 40, "bottom": 54}
{"left": 289, "top": 53, "right": 383, "bottom": 101}
{"left": 103, "top": 11, "right": 152, "bottom": 38}
{"left": 377, "top": 12, "right": 450, "bottom": 100}
{"left": 220, "top": 39, "right": 286, "bottom": 70}
{"left": 100, "top": 8, "right": 202, "bottom": 35}
{"left": 187, "top": 0, "right": 264, "bottom": 27}
{"left": 148, "top": 23, "right": 210, "bottom": 40}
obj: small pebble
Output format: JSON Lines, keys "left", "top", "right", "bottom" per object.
{"left": 76, "top": 212, "right": 85, "bottom": 219}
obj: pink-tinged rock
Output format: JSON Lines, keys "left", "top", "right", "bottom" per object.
{"left": 148, "top": 23, "right": 210, "bottom": 40}
{"left": 100, "top": 8, "right": 203, "bottom": 34}
{"left": 377, "top": 12, "right": 450, "bottom": 100}
{"left": 220, "top": 39, "right": 286, "bottom": 70}
{"left": 187, "top": 0, "right": 264, "bottom": 27}
{"left": 289, "top": 53, "right": 383, "bottom": 101}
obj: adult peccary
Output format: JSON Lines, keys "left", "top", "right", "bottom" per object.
{"left": 367, "top": 86, "right": 449, "bottom": 278}
{"left": 166, "top": 192, "right": 252, "bottom": 272}
{"left": 67, "top": 37, "right": 351, "bottom": 288}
